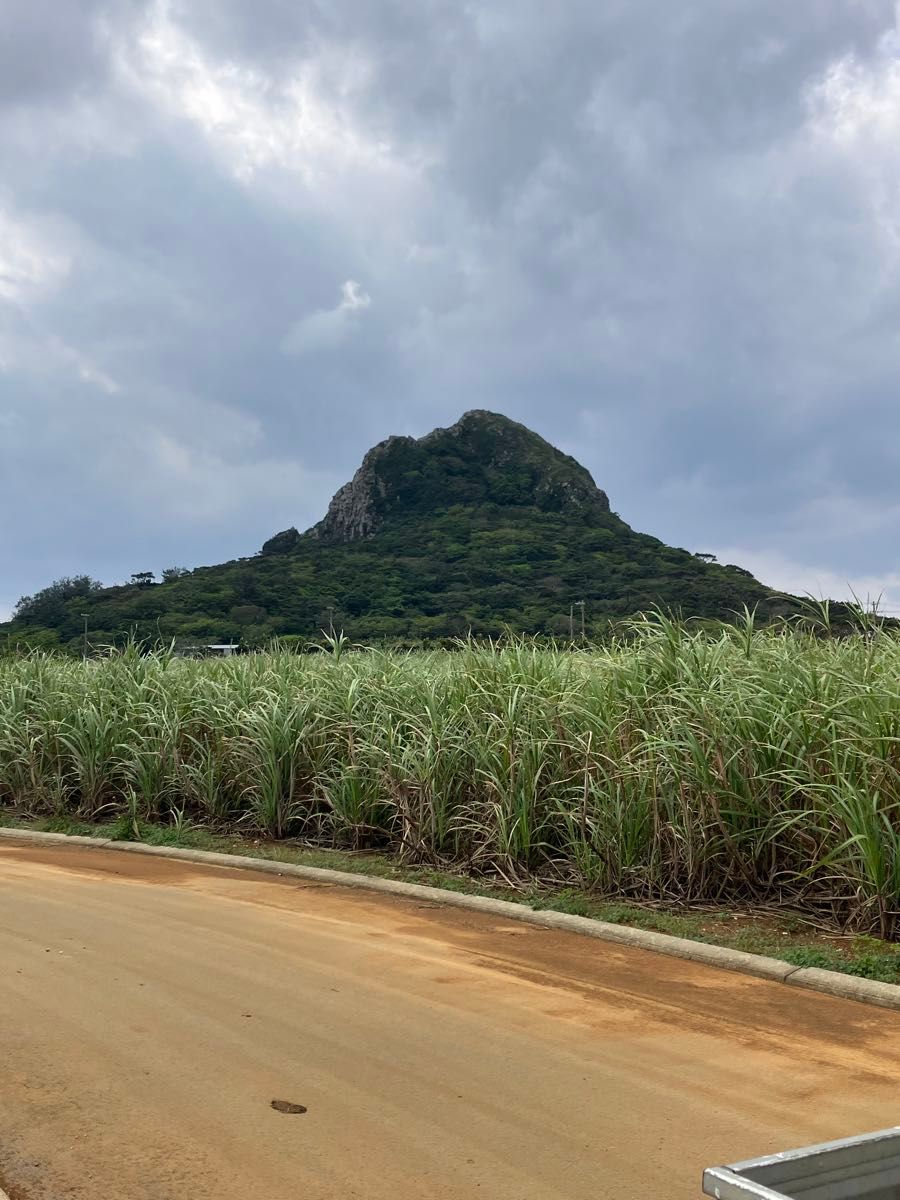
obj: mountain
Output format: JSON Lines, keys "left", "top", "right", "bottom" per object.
{"left": 4, "top": 410, "right": 790, "bottom": 649}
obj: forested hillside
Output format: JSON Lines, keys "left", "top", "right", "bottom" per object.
{"left": 4, "top": 411, "right": 790, "bottom": 650}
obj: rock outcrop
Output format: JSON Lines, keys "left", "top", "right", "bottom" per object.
{"left": 261, "top": 527, "right": 302, "bottom": 555}
{"left": 311, "top": 410, "right": 610, "bottom": 543}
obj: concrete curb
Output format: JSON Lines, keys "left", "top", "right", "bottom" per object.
{"left": 784, "top": 967, "right": 900, "bottom": 1011}
{"left": 3, "top": 826, "right": 900, "bottom": 1010}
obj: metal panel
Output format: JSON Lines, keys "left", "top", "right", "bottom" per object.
{"left": 703, "top": 1128, "right": 900, "bottom": 1199}
{"left": 703, "top": 1166, "right": 789, "bottom": 1200}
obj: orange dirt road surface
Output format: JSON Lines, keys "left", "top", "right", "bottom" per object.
{"left": 2, "top": 841, "right": 900, "bottom": 1200}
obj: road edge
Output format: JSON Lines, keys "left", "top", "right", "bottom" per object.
{"left": 3, "top": 827, "right": 900, "bottom": 1011}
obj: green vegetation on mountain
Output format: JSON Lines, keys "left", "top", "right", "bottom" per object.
{"left": 5, "top": 410, "right": 791, "bottom": 651}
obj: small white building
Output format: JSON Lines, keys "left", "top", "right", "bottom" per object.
{"left": 174, "top": 642, "right": 240, "bottom": 658}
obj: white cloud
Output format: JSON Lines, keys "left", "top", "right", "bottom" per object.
{"left": 713, "top": 546, "right": 900, "bottom": 616}
{"left": 804, "top": 16, "right": 900, "bottom": 246}
{"left": 144, "top": 430, "right": 335, "bottom": 521}
{"left": 48, "top": 337, "right": 120, "bottom": 394}
{"left": 0, "top": 204, "right": 71, "bottom": 304}
{"left": 76, "top": 359, "right": 119, "bottom": 395}
{"left": 116, "top": 0, "right": 392, "bottom": 187}
{"left": 0, "top": 326, "right": 119, "bottom": 395}
{"left": 807, "top": 14, "right": 900, "bottom": 146}
{"left": 281, "top": 278, "right": 371, "bottom": 356}
{"left": 71, "top": 383, "right": 341, "bottom": 527}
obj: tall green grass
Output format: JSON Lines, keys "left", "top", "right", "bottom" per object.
{"left": 2, "top": 617, "right": 900, "bottom": 935}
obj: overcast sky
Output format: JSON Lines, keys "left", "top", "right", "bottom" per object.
{"left": 2, "top": 0, "right": 900, "bottom": 620}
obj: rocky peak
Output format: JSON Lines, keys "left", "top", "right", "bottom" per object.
{"left": 308, "top": 410, "right": 610, "bottom": 544}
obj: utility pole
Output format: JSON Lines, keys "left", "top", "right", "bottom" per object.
{"left": 568, "top": 604, "right": 574, "bottom": 641}
{"left": 80, "top": 613, "right": 89, "bottom": 661}
{"left": 576, "top": 599, "right": 585, "bottom": 640}
{"left": 327, "top": 605, "right": 335, "bottom": 636}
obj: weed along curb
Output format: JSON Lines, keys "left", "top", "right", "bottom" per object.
{"left": 5, "top": 827, "right": 900, "bottom": 1012}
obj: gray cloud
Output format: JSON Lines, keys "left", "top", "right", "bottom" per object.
{"left": 0, "top": 0, "right": 131, "bottom": 105}
{"left": 2, "top": 0, "right": 900, "bottom": 619}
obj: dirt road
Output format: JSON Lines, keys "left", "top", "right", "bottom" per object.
{"left": 2, "top": 841, "right": 899, "bottom": 1200}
